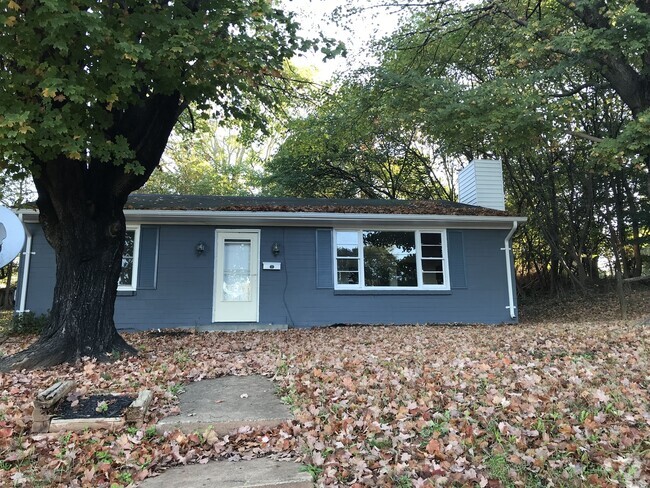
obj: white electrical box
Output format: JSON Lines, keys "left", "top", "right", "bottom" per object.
{"left": 263, "top": 262, "right": 282, "bottom": 270}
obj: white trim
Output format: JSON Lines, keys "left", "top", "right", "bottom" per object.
{"left": 416, "top": 230, "right": 450, "bottom": 288}
{"left": 333, "top": 229, "right": 450, "bottom": 291}
{"left": 17, "top": 215, "right": 32, "bottom": 313}
{"left": 117, "top": 225, "right": 140, "bottom": 292}
{"left": 212, "top": 229, "right": 261, "bottom": 323}
{"left": 503, "top": 221, "right": 518, "bottom": 319}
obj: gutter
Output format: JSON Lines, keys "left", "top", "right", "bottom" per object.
{"left": 503, "top": 221, "right": 518, "bottom": 319}
{"left": 17, "top": 215, "right": 33, "bottom": 314}
{"left": 18, "top": 208, "right": 528, "bottom": 229}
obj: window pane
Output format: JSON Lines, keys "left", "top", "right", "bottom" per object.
{"left": 119, "top": 258, "right": 133, "bottom": 285}
{"left": 362, "top": 231, "right": 417, "bottom": 287}
{"left": 337, "top": 271, "right": 359, "bottom": 285}
{"left": 336, "top": 231, "right": 359, "bottom": 257}
{"left": 337, "top": 245, "right": 359, "bottom": 257}
{"left": 123, "top": 231, "right": 135, "bottom": 257}
{"left": 421, "top": 245, "right": 443, "bottom": 258}
{"left": 222, "top": 240, "right": 251, "bottom": 301}
{"left": 337, "top": 258, "right": 359, "bottom": 272}
{"left": 422, "top": 259, "right": 443, "bottom": 272}
{"left": 421, "top": 233, "right": 442, "bottom": 245}
{"left": 118, "top": 230, "right": 136, "bottom": 287}
{"left": 423, "top": 272, "right": 444, "bottom": 285}
{"left": 336, "top": 231, "right": 358, "bottom": 246}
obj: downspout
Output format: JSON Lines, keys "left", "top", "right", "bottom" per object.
{"left": 17, "top": 215, "right": 32, "bottom": 314}
{"left": 503, "top": 221, "right": 518, "bottom": 319}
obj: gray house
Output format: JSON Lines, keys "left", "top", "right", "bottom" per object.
{"left": 15, "top": 160, "right": 526, "bottom": 330}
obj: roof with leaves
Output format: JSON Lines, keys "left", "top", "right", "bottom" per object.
{"left": 126, "top": 194, "right": 513, "bottom": 217}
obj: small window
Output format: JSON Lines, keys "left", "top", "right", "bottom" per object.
{"left": 118, "top": 226, "right": 140, "bottom": 291}
{"left": 333, "top": 229, "right": 448, "bottom": 290}
{"left": 420, "top": 232, "right": 445, "bottom": 285}
{"left": 335, "top": 231, "right": 360, "bottom": 285}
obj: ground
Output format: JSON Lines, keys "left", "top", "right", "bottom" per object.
{"left": 0, "top": 289, "right": 648, "bottom": 487}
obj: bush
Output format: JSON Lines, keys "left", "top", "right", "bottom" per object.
{"left": 10, "top": 311, "right": 49, "bottom": 335}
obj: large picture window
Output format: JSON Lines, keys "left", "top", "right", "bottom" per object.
{"left": 334, "top": 230, "right": 448, "bottom": 290}
{"left": 118, "top": 226, "right": 140, "bottom": 291}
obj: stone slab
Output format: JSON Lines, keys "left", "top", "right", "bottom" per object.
{"left": 156, "top": 375, "right": 292, "bottom": 435}
{"left": 139, "top": 458, "right": 312, "bottom": 488}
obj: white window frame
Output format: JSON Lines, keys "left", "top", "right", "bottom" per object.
{"left": 117, "top": 225, "right": 140, "bottom": 291}
{"left": 333, "top": 229, "right": 450, "bottom": 291}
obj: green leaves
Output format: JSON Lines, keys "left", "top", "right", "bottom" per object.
{"left": 0, "top": 0, "right": 314, "bottom": 176}
{"left": 141, "top": 114, "right": 266, "bottom": 196}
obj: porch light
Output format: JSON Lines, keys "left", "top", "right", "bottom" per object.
{"left": 196, "top": 241, "right": 206, "bottom": 256}
{"left": 271, "top": 242, "right": 280, "bottom": 256}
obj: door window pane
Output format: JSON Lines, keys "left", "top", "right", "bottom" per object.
{"left": 223, "top": 239, "right": 251, "bottom": 302}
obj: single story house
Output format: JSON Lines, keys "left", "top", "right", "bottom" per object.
{"left": 14, "top": 160, "right": 526, "bottom": 330}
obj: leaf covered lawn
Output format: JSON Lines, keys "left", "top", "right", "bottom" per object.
{"left": 1, "top": 320, "right": 649, "bottom": 487}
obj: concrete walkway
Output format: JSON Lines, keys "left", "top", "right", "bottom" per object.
{"left": 139, "top": 457, "right": 312, "bottom": 488}
{"left": 156, "top": 375, "right": 292, "bottom": 435}
{"left": 146, "top": 375, "right": 311, "bottom": 488}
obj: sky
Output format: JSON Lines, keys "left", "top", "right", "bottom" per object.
{"left": 282, "top": 0, "right": 401, "bottom": 82}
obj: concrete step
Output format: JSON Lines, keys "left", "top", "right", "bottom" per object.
{"left": 195, "top": 324, "right": 289, "bottom": 333}
{"left": 138, "top": 458, "right": 312, "bottom": 488}
{"left": 156, "top": 375, "right": 292, "bottom": 435}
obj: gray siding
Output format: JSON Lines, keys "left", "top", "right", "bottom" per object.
{"left": 16, "top": 224, "right": 517, "bottom": 329}
{"left": 15, "top": 224, "right": 56, "bottom": 316}
{"left": 261, "top": 228, "right": 513, "bottom": 327}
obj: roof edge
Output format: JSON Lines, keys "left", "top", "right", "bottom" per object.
{"left": 16, "top": 208, "right": 526, "bottom": 228}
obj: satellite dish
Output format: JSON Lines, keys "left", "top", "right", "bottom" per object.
{"left": 0, "top": 206, "right": 26, "bottom": 268}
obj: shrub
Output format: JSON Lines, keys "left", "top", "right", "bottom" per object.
{"left": 10, "top": 311, "right": 49, "bottom": 334}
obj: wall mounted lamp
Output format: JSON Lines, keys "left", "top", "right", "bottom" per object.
{"left": 196, "top": 241, "right": 206, "bottom": 256}
{"left": 271, "top": 242, "right": 281, "bottom": 256}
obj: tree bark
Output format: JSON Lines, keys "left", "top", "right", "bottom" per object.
{"left": 0, "top": 171, "right": 136, "bottom": 370}
{"left": 0, "top": 90, "right": 181, "bottom": 371}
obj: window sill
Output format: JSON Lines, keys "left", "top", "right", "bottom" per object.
{"left": 117, "top": 290, "right": 136, "bottom": 297}
{"left": 334, "top": 289, "right": 452, "bottom": 296}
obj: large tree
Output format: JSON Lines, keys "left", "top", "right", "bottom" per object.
{"left": 269, "top": 0, "right": 649, "bottom": 293}
{"left": 381, "top": 0, "right": 650, "bottom": 192}
{"left": 266, "top": 79, "right": 460, "bottom": 200}
{"left": 0, "top": 0, "right": 337, "bottom": 370}
{"left": 141, "top": 117, "right": 266, "bottom": 196}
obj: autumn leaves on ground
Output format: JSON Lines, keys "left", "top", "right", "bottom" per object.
{"left": 1, "top": 291, "right": 649, "bottom": 487}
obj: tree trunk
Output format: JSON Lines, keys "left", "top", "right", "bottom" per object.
{"left": 0, "top": 89, "right": 182, "bottom": 371}
{"left": 0, "top": 187, "right": 136, "bottom": 371}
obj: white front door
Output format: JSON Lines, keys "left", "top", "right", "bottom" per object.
{"left": 213, "top": 231, "right": 260, "bottom": 322}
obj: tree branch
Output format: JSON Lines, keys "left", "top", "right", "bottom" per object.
{"left": 567, "top": 130, "right": 604, "bottom": 143}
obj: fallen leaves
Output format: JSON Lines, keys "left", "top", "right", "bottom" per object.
{"left": 0, "top": 316, "right": 649, "bottom": 486}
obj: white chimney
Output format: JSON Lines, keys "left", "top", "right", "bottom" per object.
{"left": 458, "top": 159, "right": 505, "bottom": 211}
